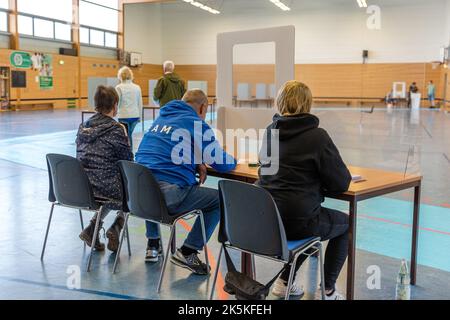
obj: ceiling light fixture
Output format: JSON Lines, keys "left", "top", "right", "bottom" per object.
{"left": 182, "top": 0, "right": 221, "bottom": 14}
{"left": 269, "top": 0, "right": 291, "bottom": 11}
{"left": 357, "top": 0, "right": 368, "bottom": 8}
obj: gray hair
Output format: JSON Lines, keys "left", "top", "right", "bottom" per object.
{"left": 163, "top": 60, "right": 175, "bottom": 73}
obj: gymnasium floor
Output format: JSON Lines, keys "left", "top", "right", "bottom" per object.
{"left": 0, "top": 107, "right": 449, "bottom": 300}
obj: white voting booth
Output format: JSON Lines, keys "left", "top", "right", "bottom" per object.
{"left": 148, "top": 80, "right": 159, "bottom": 107}
{"left": 188, "top": 81, "right": 208, "bottom": 96}
{"left": 215, "top": 26, "right": 296, "bottom": 159}
{"left": 410, "top": 93, "right": 421, "bottom": 110}
{"left": 88, "top": 77, "right": 119, "bottom": 109}
{"left": 393, "top": 82, "right": 407, "bottom": 99}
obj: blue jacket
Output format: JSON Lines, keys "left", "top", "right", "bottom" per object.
{"left": 136, "top": 100, "right": 237, "bottom": 187}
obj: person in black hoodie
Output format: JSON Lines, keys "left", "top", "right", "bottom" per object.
{"left": 76, "top": 85, "right": 133, "bottom": 252}
{"left": 257, "top": 81, "right": 352, "bottom": 300}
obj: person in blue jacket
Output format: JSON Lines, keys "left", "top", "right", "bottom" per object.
{"left": 136, "top": 89, "right": 237, "bottom": 275}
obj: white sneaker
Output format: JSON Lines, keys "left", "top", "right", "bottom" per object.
{"left": 315, "top": 288, "right": 346, "bottom": 300}
{"left": 272, "top": 278, "right": 305, "bottom": 298}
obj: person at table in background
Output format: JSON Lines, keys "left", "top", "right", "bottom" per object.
{"left": 116, "top": 66, "right": 143, "bottom": 150}
{"left": 408, "top": 82, "right": 419, "bottom": 108}
{"left": 257, "top": 80, "right": 352, "bottom": 300}
{"left": 136, "top": 89, "right": 236, "bottom": 275}
{"left": 427, "top": 80, "right": 436, "bottom": 109}
{"left": 154, "top": 61, "right": 186, "bottom": 107}
{"left": 77, "top": 85, "right": 134, "bottom": 253}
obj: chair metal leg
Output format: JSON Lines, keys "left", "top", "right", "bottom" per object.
{"left": 209, "top": 246, "right": 224, "bottom": 300}
{"left": 79, "top": 210, "right": 84, "bottom": 231}
{"left": 158, "top": 225, "right": 174, "bottom": 293}
{"left": 86, "top": 208, "right": 102, "bottom": 272}
{"left": 158, "top": 224, "right": 165, "bottom": 259}
{"left": 171, "top": 224, "right": 177, "bottom": 254}
{"left": 318, "top": 243, "right": 326, "bottom": 300}
{"left": 126, "top": 224, "right": 131, "bottom": 257}
{"left": 199, "top": 212, "right": 210, "bottom": 275}
{"left": 40, "top": 203, "right": 56, "bottom": 261}
{"left": 285, "top": 255, "right": 300, "bottom": 301}
{"left": 112, "top": 213, "right": 130, "bottom": 274}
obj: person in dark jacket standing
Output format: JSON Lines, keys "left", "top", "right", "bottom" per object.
{"left": 257, "top": 81, "right": 352, "bottom": 300}
{"left": 76, "top": 85, "right": 133, "bottom": 252}
{"left": 154, "top": 61, "right": 186, "bottom": 107}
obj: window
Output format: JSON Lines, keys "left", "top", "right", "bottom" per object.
{"left": 0, "top": 0, "right": 8, "bottom": 10}
{"left": 18, "top": 0, "right": 73, "bottom": 23}
{"left": 0, "top": 0, "right": 7, "bottom": 33}
{"left": 34, "top": 18, "right": 54, "bottom": 38}
{"left": 90, "top": 29, "right": 104, "bottom": 46}
{"left": 105, "top": 32, "right": 117, "bottom": 48}
{"left": 17, "top": 0, "right": 73, "bottom": 41}
{"left": 80, "top": 27, "right": 89, "bottom": 44}
{"left": 55, "top": 23, "right": 71, "bottom": 42}
{"left": 80, "top": 0, "right": 119, "bottom": 32}
{"left": 0, "top": 11, "right": 6, "bottom": 32}
{"left": 79, "top": 0, "right": 119, "bottom": 48}
{"left": 18, "top": 15, "right": 33, "bottom": 35}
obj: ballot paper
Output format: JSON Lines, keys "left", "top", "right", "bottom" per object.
{"left": 352, "top": 174, "right": 364, "bottom": 182}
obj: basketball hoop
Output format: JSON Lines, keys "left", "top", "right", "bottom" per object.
{"left": 431, "top": 61, "right": 442, "bottom": 70}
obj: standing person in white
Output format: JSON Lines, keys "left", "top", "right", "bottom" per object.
{"left": 116, "top": 66, "right": 143, "bottom": 150}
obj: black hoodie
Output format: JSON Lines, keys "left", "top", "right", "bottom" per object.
{"left": 76, "top": 113, "right": 133, "bottom": 209}
{"left": 257, "top": 113, "right": 351, "bottom": 223}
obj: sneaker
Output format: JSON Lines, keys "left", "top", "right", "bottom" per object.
{"left": 272, "top": 278, "right": 305, "bottom": 298}
{"left": 170, "top": 249, "right": 209, "bottom": 275}
{"left": 145, "top": 246, "right": 163, "bottom": 263}
{"left": 315, "top": 288, "right": 345, "bottom": 300}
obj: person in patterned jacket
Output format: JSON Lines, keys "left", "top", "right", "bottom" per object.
{"left": 76, "top": 85, "right": 133, "bottom": 252}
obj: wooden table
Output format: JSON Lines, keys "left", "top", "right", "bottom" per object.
{"left": 208, "top": 164, "right": 422, "bottom": 300}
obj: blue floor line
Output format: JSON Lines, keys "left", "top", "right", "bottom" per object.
{"left": 0, "top": 276, "right": 146, "bottom": 300}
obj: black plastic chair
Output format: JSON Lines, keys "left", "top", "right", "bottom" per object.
{"left": 114, "top": 161, "right": 210, "bottom": 293}
{"left": 42, "top": 154, "right": 110, "bottom": 272}
{"left": 210, "top": 180, "right": 326, "bottom": 300}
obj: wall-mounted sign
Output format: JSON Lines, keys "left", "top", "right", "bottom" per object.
{"left": 10, "top": 52, "right": 32, "bottom": 69}
{"left": 39, "top": 76, "right": 53, "bottom": 90}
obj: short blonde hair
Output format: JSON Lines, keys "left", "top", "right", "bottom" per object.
{"left": 276, "top": 81, "right": 312, "bottom": 116}
{"left": 118, "top": 66, "right": 134, "bottom": 82}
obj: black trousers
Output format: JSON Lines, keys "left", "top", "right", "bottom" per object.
{"left": 280, "top": 207, "right": 349, "bottom": 291}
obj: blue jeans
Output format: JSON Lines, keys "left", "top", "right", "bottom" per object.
{"left": 119, "top": 118, "right": 139, "bottom": 149}
{"left": 146, "top": 182, "right": 220, "bottom": 251}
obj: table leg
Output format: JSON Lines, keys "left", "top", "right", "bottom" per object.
{"left": 153, "top": 109, "right": 156, "bottom": 121}
{"left": 347, "top": 198, "right": 357, "bottom": 300}
{"left": 411, "top": 183, "right": 421, "bottom": 285}
{"left": 241, "top": 252, "right": 255, "bottom": 279}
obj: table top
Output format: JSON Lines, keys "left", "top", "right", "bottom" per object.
{"left": 208, "top": 164, "right": 422, "bottom": 198}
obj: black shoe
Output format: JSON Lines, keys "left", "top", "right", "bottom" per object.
{"left": 170, "top": 249, "right": 209, "bottom": 275}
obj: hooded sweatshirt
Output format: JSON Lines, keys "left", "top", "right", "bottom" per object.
{"left": 257, "top": 113, "right": 351, "bottom": 223}
{"left": 76, "top": 113, "right": 133, "bottom": 209}
{"left": 154, "top": 73, "right": 186, "bottom": 107}
{"left": 136, "top": 100, "right": 237, "bottom": 187}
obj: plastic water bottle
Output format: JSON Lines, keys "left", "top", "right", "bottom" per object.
{"left": 395, "top": 259, "right": 411, "bottom": 300}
